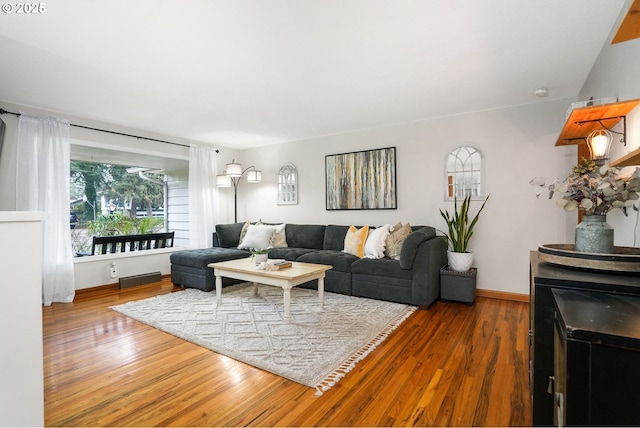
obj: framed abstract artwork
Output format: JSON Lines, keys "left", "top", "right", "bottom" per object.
{"left": 325, "top": 146, "right": 397, "bottom": 210}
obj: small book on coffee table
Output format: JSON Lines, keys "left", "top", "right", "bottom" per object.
{"left": 268, "top": 259, "right": 292, "bottom": 269}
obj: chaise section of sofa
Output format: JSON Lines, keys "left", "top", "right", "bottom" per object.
{"left": 170, "top": 222, "right": 447, "bottom": 307}
{"left": 170, "top": 247, "right": 250, "bottom": 291}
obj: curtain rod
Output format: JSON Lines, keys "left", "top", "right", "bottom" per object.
{"left": 0, "top": 108, "right": 216, "bottom": 151}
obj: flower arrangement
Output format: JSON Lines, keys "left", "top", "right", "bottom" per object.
{"left": 530, "top": 158, "right": 640, "bottom": 216}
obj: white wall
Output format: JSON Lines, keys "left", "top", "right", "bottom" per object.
{"left": 73, "top": 248, "right": 184, "bottom": 290}
{"left": 579, "top": 4, "right": 640, "bottom": 247}
{"left": 229, "top": 99, "right": 577, "bottom": 295}
{"left": 0, "top": 212, "right": 44, "bottom": 427}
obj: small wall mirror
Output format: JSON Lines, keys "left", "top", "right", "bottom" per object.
{"left": 444, "top": 144, "right": 485, "bottom": 200}
{"left": 277, "top": 163, "right": 298, "bottom": 205}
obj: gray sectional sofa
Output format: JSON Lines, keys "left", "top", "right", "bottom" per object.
{"left": 170, "top": 222, "right": 447, "bottom": 308}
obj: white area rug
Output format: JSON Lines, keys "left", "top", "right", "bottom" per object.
{"left": 111, "top": 283, "right": 416, "bottom": 394}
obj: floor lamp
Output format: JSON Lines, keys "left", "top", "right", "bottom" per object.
{"left": 216, "top": 160, "right": 262, "bottom": 223}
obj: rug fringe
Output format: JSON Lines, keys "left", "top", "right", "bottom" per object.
{"left": 314, "top": 305, "right": 417, "bottom": 396}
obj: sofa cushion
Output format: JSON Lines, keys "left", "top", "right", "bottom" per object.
{"left": 267, "top": 247, "right": 316, "bottom": 261}
{"left": 323, "top": 225, "right": 351, "bottom": 250}
{"left": 215, "top": 223, "right": 246, "bottom": 248}
{"left": 351, "top": 257, "right": 413, "bottom": 280}
{"left": 285, "top": 224, "right": 326, "bottom": 249}
{"left": 297, "top": 250, "right": 358, "bottom": 272}
{"left": 352, "top": 275, "right": 413, "bottom": 305}
{"left": 299, "top": 270, "right": 352, "bottom": 295}
{"left": 170, "top": 247, "right": 249, "bottom": 269}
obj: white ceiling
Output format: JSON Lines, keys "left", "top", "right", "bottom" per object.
{"left": 0, "top": 0, "right": 628, "bottom": 150}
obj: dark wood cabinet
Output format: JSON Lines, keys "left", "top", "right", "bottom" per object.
{"left": 529, "top": 252, "right": 640, "bottom": 426}
{"left": 552, "top": 289, "right": 640, "bottom": 426}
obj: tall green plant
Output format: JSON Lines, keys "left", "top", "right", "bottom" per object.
{"left": 86, "top": 213, "right": 164, "bottom": 236}
{"left": 136, "top": 217, "right": 164, "bottom": 234}
{"left": 439, "top": 194, "right": 490, "bottom": 253}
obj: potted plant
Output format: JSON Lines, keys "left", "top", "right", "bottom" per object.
{"left": 250, "top": 248, "right": 269, "bottom": 264}
{"left": 530, "top": 159, "right": 640, "bottom": 253}
{"left": 439, "top": 194, "right": 490, "bottom": 271}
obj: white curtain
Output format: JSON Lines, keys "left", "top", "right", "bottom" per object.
{"left": 188, "top": 145, "right": 218, "bottom": 249}
{"left": 16, "top": 114, "right": 75, "bottom": 305}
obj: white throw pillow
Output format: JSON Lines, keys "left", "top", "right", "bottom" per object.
{"left": 239, "top": 219, "right": 263, "bottom": 243}
{"left": 270, "top": 224, "right": 288, "bottom": 248}
{"left": 237, "top": 224, "right": 275, "bottom": 250}
{"left": 364, "top": 224, "right": 392, "bottom": 259}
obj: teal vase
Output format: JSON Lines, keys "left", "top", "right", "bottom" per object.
{"left": 575, "top": 214, "right": 614, "bottom": 254}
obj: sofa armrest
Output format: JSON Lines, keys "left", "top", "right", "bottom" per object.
{"left": 410, "top": 235, "right": 447, "bottom": 307}
{"left": 399, "top": 226, "right": 436, "bottom": 269}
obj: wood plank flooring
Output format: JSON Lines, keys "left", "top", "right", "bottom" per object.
{"left": 43, "top": 278, "right": 532, "bottom": 427}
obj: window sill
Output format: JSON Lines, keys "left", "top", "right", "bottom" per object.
{"left": 73, "top": 246, "right": 188, "bottom": 264}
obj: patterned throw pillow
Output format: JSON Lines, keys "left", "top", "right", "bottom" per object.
{"left": 343, "top": 225, "right": 370, "bottom": 258}
{"left": 270, "top": 223, "right": 288, "bottom": 248}
{"left": 239, "top": 221, "right": 251, "bottom": 244}
{"left": 385, "top": 222, "right": 411, "bottom": 260}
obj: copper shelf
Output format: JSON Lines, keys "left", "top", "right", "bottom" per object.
{"left": 612, "top": 0, "right": 640, "bottom": 44}
{"left": 555, "top": 99, "right": 640, "bottom": 147}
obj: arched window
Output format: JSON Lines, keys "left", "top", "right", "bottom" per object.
{"left": 444, "top": 145, "right": 485, "bottom": 200}
{"left": 277, "top": 163, "right": 298, "bottom": 205}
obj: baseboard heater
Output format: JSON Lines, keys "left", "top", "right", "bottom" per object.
{"left": 119, "top": 272, "right": 162, "bottom": 289}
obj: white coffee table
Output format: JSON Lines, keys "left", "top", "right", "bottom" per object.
{"left": 208, "top": 258, "right": 332, "bottom": 322}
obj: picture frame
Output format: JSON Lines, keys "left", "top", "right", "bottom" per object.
{"left": 277, "top": 163, "right": 298, "bottom": 205}
{"left": 325, "top": 146, "right": 397, "bottom": 210}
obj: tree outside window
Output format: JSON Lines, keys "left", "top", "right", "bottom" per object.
{"left": 70, "top": 161, "right": 167, "bottom": 255}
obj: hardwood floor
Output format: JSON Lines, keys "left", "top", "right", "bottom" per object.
{"left": 43, "top": 278, "right": 532, "bottom": 427}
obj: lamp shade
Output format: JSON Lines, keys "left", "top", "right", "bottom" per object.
{"left": 587, "top": 129, "right": 612, "bottom": 165}
{"left": 216, "top": 174, "right": 231, "bottom": 187}
{"left": 246, "top": 169, "right": 262, "bottom": 183}
{"left": 226, "top": 161, "right": 243, "bottom": 177}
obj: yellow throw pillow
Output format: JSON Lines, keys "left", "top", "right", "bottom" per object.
{"left": 343, "top": 225, "right": 370, "bottom": 258}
